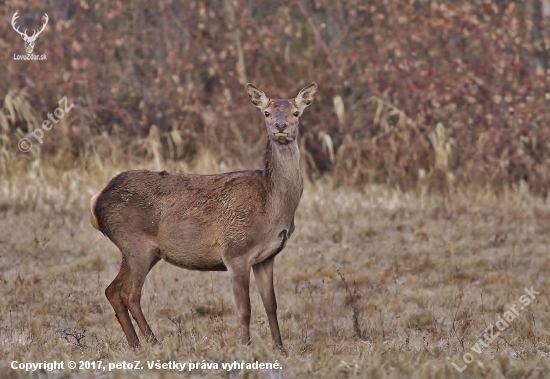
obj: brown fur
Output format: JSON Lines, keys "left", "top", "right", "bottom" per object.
{"left": 91, "top": 83, "right": 317, "bottom": 350}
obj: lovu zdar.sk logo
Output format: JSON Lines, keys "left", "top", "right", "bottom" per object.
{"left": 12, "top": 11, "right": 48, "bottom": 60}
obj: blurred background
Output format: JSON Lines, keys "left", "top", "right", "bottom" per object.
{"left": 1, "top": 0, "right": 550, "bottom": 196}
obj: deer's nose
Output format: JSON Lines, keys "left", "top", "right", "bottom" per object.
{"left": 274, "top": 122, "right": 288, "bottom": 132}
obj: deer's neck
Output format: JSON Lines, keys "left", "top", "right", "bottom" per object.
{"left": 263, "top": 138, "right": 303, "bottom": 221}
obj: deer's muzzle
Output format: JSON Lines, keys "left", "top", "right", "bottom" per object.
{"left": 274, "top": 132, "right": 293, "bottom": 144}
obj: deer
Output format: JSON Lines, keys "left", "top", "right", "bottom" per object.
{"left": 11, "top": 11, "right": 49, "bottom": 54}
{"left": 90, "top": 82, "right": 317, "bottom": 351}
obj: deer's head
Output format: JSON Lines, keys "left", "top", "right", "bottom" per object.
{"left": 247, "top": 83, "right": 317, "bottom": 145}
{"left": 11, "top": 11, "right": 49, "bottom": 54}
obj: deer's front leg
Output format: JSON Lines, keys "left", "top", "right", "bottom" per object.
{"left": 228, "top": 260, "right": 251, "bottom": 345}
{"left": 253, "top": 256, "right": 285, "bottom": 353}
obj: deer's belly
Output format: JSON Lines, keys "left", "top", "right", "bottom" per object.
{"left": 157, "top": 219, "right": 226, "bottom": 271}
{"left": 159, "top": 242, "right": 226, "bottom": 271}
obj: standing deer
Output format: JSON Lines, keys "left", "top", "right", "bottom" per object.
{"left": 90, "top": 83, "right": 317, "bottom": 350}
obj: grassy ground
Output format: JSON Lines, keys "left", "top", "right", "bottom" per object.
{"left": 0, "top": 160, "right": 549, "bottom": 378}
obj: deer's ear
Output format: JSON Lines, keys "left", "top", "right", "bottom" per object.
{"left": 247, "top": 84, "right": 270, "bottom": 109}
{"left": 294, "top": 82, "right": 317, "bottom": 110}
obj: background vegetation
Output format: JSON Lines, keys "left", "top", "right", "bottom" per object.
{"left": 1, "top": 0, "right": 549, "bottom": 195}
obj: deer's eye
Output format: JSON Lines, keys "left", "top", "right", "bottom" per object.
{"left": 293, "top": 111, "right": 300, "bottom": 117}
{"left": 264, "top": 111, "right": 270, "bottom": 117}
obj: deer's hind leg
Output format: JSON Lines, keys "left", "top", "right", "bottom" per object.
{"left": 105, "top": 257, "right": 140, "bottom": 347}
{"left": 107, "top": 241, "right": 161, "bottom": 347}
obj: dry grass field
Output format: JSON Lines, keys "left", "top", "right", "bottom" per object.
{"left": 1, "top": 159, "right": 549, "bottom": 379}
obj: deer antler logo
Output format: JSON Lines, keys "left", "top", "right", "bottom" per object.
{"left": 11, "top": 11, "right": 49, "bottom": 54}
